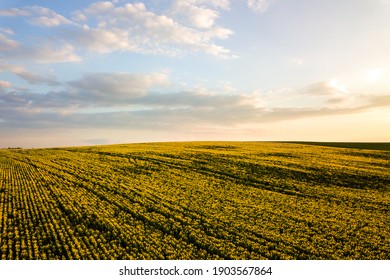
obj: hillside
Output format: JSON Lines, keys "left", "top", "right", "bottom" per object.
{"left": 0, "top": 142, "right": 389, "bottom": 259}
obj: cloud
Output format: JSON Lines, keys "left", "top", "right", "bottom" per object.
{"left": 27, "top": 6, "right": 72, "bottom": 27}
{"left": 71, "top": 11, "right": 87, "bottom": 22}
{"left": 303, "top": 80, "right": 390, "bottom": 110}
{"left": 364, "top": 94, "right": 390, "bottom": 108}
{"left": 0, "top": 8, "right": 31, "bottom": 17}
{"left": 189, "top": 0, "right": 230, "bottom": 10}
{"left": 0, "top": 80, "right": 11, "bottom": 88}
{"left": 0, "top": 71, "right": 171, "bottom": 109}
{"left": 171, "top": 0, "right": 225, "bottom": 29}
{"left": 0, "top": 6, "right": 72, "bottom": 27}
{"left": 2, "top": 93, "right": 389, "bottom": 131}
{"left": 29, "top": 14, "right": 71, "bottom": 27}
{"left": 16, "top": 71, "right": 60, "bottom": 86}
{"left": 247, "top": 0, "right": 273, "bottom": 13}
{"left": 65, "top": 25, "right": 137, "bottom": 54}
{"left": 307, "top": 80, "right": 349, "bottom": 96}
{"left": 0, "top": 22, "right": 80, "bottom": 63}
{"left": 0, "top": 72, "right": 251, "bottom": 111}
{"left": 27, "top": 43, "right": 81, "bottom": 63}
{"left": 66, "top": 1, "right": 234, "bottom": 57}
{"left": 0, "top": 27, "right": 14, "bottom": 36}
{"left": 0, "top": 32, "right": 19, "bottom": 51}
{"left": 0, "top": 63, "right": 60, "bottom": 86}
{"left": 0, "top": 7, "right": 80, "bottom": 63}
{"left": 69, "top": 72, "right": 170, "bottom": 101}
{"left": 1, "top": 71, "right": 389, "bottom": 132}
{"left": 303, "top": 80, "right": 354, "bottom": 106}
{"left": 84, "top": 1, "right": 115, "bottom": 15}
{"left": 0, "top": 2, "right": 234, "bottom": 59}
{"left": 1, "top": 39, "right": 81, "bottom": 63}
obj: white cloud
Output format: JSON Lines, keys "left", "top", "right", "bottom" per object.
{"left": 1, "top": 40, "right": 81, "bottom": 63}
{"left": 0, "top": 63, "right": 60, "bottom": 85}
{"left": 84, "top": 1, "right": 115, "bottom": 15}
{"left": 72, "top": 11, "right": 87, "bottom": 22}
{"left": 0, "top": 8, "right": 31, "bottom": 16}
{"left": 247, "top": 0, "right": 273, "bottom": 13}
{"left": 29, "top": 14, "right": 72, "bottom": 27}
{"left": 0, "top": 6, "right": 72, "bottom": 27}
{"left": 327, "top": 79, "right": 349, "bottom": 94}
{"left": 0, "top": 9, "right": 79, "bottom": 63}
{"left": 68, "top": 26, "right": 136, "bottom": 54}
{"left": 67, "top": 1, "right": 234, "bottom": 57}
{"left": 29, "top": 43, "right": 78, "bottom": 63}
{"left": 0, "top": 80, "right": 11, "bottom": 88}
{"left": 28, "top": 6, "right": 72, "bottom": 27}
{"left": 0, "top": 32, "right": 19, "bottom": 51}
{"left": 171, "top": 1, "right": 221, "bottom": 29}
{"left": 24, "top": 43, "right": 81, "bottom": 63}
{"left": 0, "top": 27, "right": 14, "bottom": 36}
{"left": 190, "top": 0, "right": 230, "bottom": 10}
{"left": 0, "top": 2, "right": 234, "bottom": 58}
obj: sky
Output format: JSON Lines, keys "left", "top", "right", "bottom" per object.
{"left": 0, "top": 0, "right": 389, "bottom": 148}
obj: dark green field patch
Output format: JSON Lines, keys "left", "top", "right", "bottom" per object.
{"left": 287, "top": 141, "right": 390, "bottom": 151}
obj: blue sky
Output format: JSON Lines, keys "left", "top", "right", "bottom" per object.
{"left": 1, "top": 0, "right": 389, "bottom": 148}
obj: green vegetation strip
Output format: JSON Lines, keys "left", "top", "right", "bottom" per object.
{"left": 284, "top": 141, "right": 390, "bottom": 151}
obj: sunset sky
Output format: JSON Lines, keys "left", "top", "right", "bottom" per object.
{"left": 1, "top": 0, "right": 389, "bottom": 148}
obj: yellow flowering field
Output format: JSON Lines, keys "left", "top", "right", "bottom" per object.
{"left": 0, "top": 142, "right": 389, "bottom": 259}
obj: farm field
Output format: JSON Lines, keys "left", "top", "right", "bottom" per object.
{"left": 0, "top": 142, "right": 389, "bottom": 260}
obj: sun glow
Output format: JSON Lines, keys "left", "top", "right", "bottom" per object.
{"left": 328, "top": 79, "right": 348, "bottom": 93}
{"left": 366, "top": 68, "right": 384, "bottom": 83}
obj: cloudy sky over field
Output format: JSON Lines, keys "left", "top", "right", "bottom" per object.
{"left": 1, "top": 0, "right": 389, "bottom": 147}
